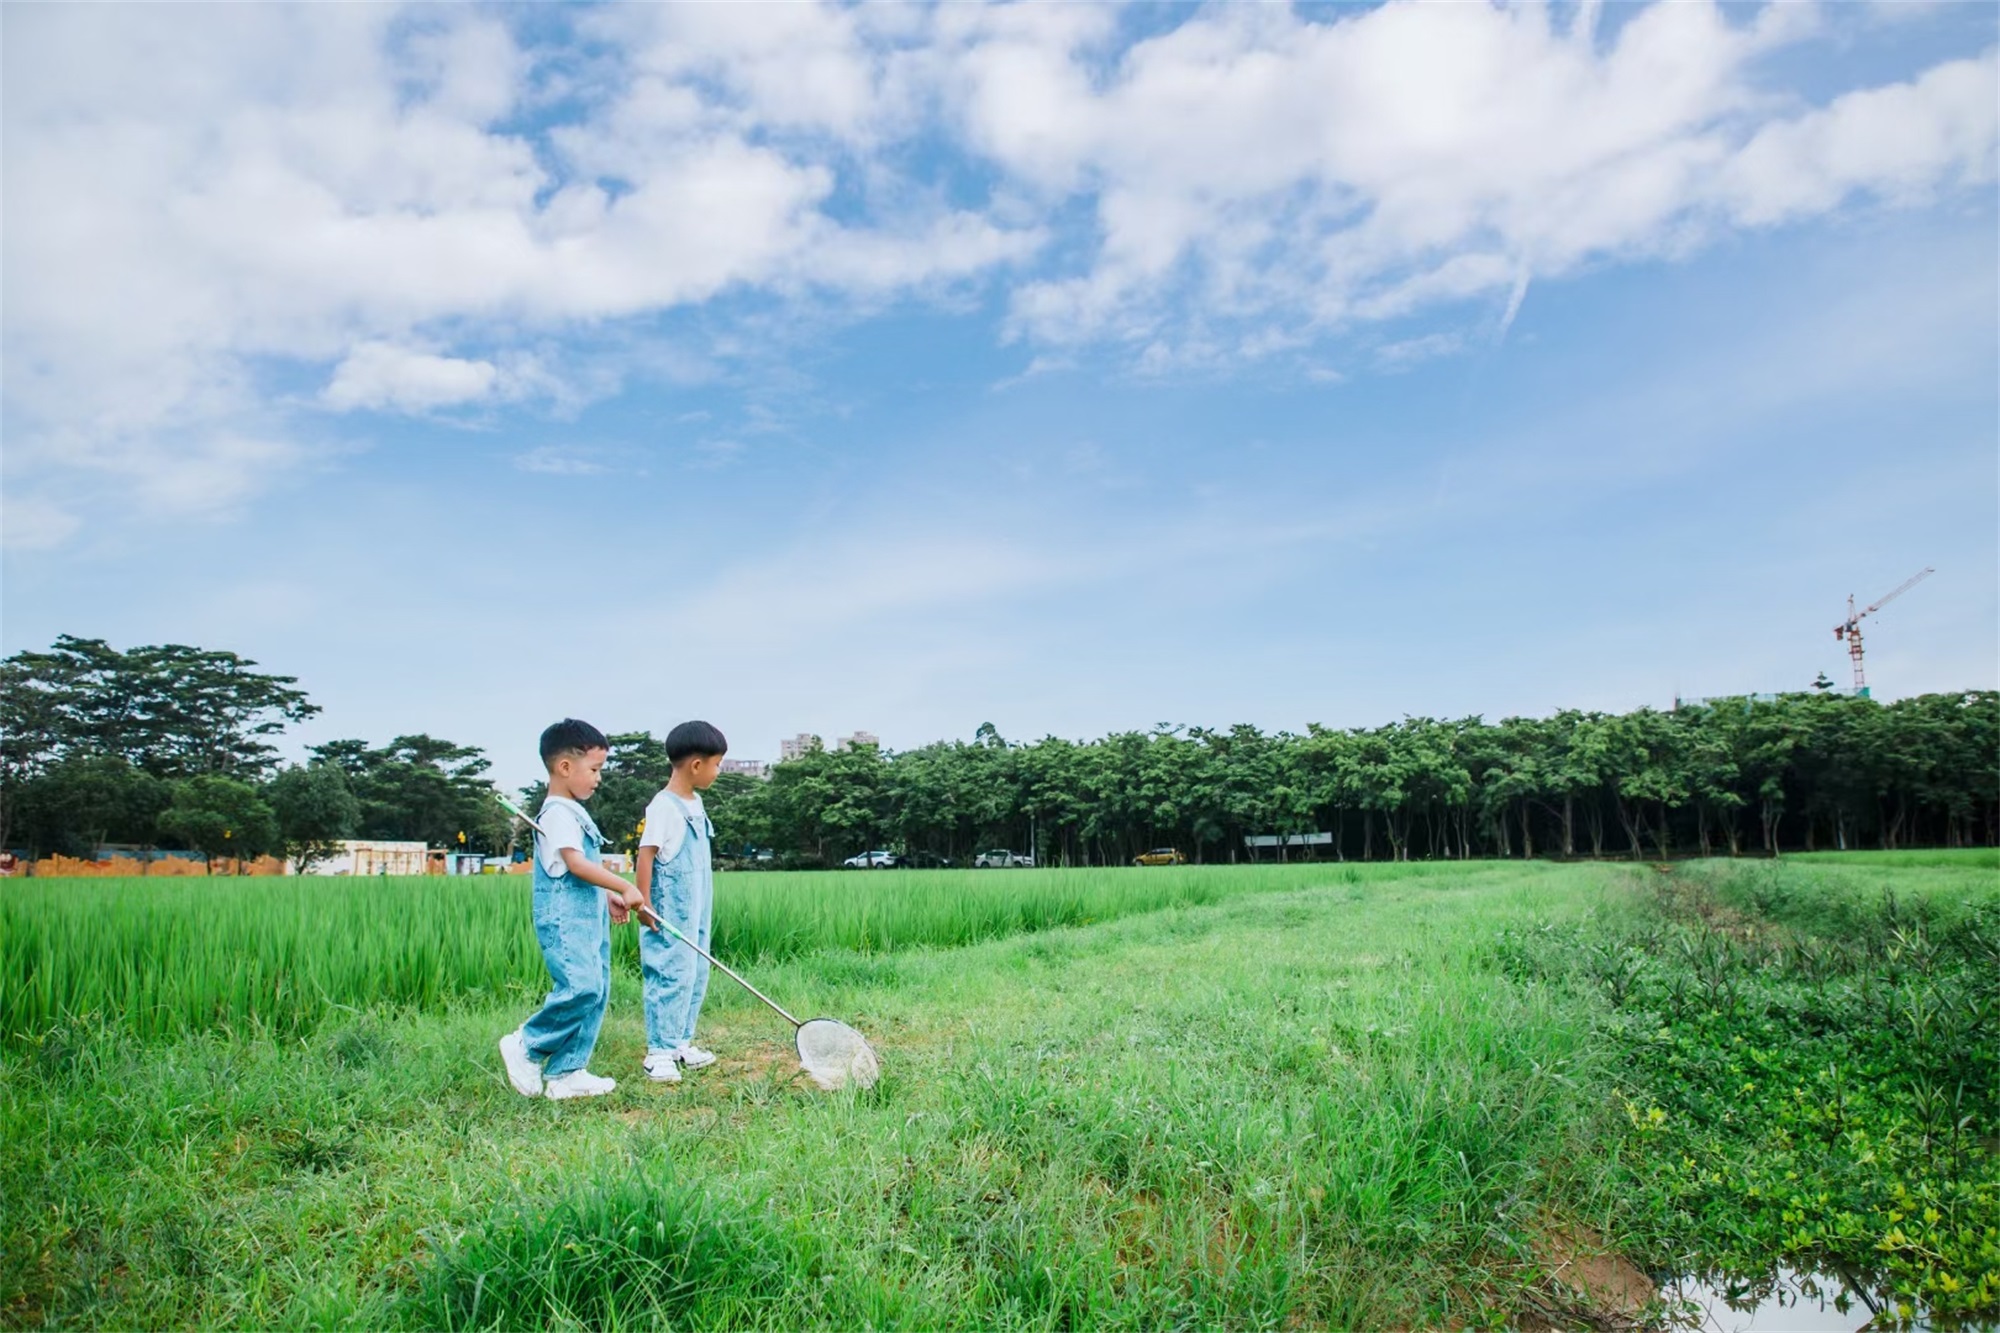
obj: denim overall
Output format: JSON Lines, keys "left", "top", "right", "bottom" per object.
{"left": 640, "top": 793, "right": 714, "bottom": 1053}
{"left": 521, "top": 798, "right": 610, "bottom": 1078}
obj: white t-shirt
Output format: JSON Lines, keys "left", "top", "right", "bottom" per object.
{"left": 639, "top": 790, "right": 705, "bottom": 863}
{"left": 536, "top": 797, "right": 592, "bottom": 877}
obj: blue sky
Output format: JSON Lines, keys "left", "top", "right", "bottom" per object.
{"left": 3, "top": 2, "right": 1995, "bottom": 787}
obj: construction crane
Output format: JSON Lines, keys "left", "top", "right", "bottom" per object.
{"left": 1833, "top": 567, "right": 1933, "bottom": 698}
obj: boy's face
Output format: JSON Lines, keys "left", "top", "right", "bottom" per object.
{"left": 684, "top": 753, "right": 725, "bottom": 790}
{"left": 553, "top": 747, "right": 609, "bottom": 799}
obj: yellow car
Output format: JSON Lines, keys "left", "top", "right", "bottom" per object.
{"left": 1133, "top": 848, "right": 1186, "bottom": 866}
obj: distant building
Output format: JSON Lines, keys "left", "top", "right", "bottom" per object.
{"left": 721, "top": 758, "right": 771, "bottom": 779}
{"left": 1674, "top": 692, "right": 1798, "bottom": 710}
{"left": 779, "top": 730, "right": 879, "bottom": 758}
{"left": 300, "top": 839, "right": 429, "bottom": 876}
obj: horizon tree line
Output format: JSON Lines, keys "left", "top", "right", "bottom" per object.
{"left": 3, "top": 635, "right": 1994, "bottom": 869}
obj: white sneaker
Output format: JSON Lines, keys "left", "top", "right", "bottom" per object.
{"left": 674, "top": 1043, "right": 718, "bottom": 1069}
{"left": 544, "top": 1069, "right": 616, "bottom": 1099}
{"left": 499, "top": 1029, "right": 543, "bottom": 1097}
{"left": 643, "top": 1050, "right": 683, "bottom": 1083}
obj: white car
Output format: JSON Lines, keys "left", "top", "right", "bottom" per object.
{"left": 973, "top": 849, "right": 1034, "bottom": 868}
{"left": 842, "top": 849, "right": 898, "bottom": 868}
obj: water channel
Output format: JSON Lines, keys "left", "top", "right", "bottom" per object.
{"left": 1662, "top": 1267, "right": 1982, "bottom": 1332}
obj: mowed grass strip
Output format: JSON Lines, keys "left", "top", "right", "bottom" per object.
{"left": 3, "top": 862, "right": 1421, "bottom": 1043}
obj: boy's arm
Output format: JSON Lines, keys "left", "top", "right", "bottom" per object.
{"left": 621, "top": 846, "right": 657, "bottom": 927}
{"left": 559, "top": 847, "right": 645, "bottom": 912}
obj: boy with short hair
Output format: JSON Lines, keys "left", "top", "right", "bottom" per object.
{"left": 635, "top": 720, "right": 728, "bottom": 1083}
{"left": 499, "top": 719, "right": 646, "bottom": 1100}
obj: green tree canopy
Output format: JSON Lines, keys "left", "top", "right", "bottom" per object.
{"left": 9, "top": 755, "right": 169, "bottom": 858}
{"left": 157, "top": 776, "right": 279, "bottom": 871}
{"left": 0, "top": 635, "right": 318, "bottom": 781}
{"left": 267, "top": 763, "right": 362, "bottom": 872}
{"left": 309, "top": 735, "right": 508, "bottom": 854}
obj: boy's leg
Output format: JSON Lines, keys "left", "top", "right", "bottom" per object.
{"left": 521, "top": 882, "right": 610, "bottom": 1078}
{"left": 638, "top": 868, "right": 677, "bottom": 1054}
{"left": 653, "top": 862, "right": 699, "bottom": 1047}
{"left": 679, "top": 866, "right": 715, "bottom": 1047}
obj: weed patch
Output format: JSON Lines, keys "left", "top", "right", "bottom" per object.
{"left": 1499, "top": 858, "right": 2000, "bottom": 1321}
{"left": 410, "top": 1172, "right": 811, "bottom": 1331}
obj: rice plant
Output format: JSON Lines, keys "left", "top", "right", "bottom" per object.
{"left": 2, "top": 862, "right": 1437, "bottom": 1043}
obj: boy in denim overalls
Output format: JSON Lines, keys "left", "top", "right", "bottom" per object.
{"left": 499, "top": 719, "right": 645, "bottom": 1100}
{"left": 634, "top": 720, "right": 728, "bottom": 1082}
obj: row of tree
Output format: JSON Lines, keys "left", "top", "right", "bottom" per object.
{"left": 4, "top": 636, "right": 1995, "bottom": 869}
{"left": 1, "top": 637, "right": 508, "bottom": 867}
{"left": 680, "top": 693, "right": 1998, "bottom": 866}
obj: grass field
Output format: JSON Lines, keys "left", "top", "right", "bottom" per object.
{"left": 4, "top": 853, "right": 1995, "bottom": 1328}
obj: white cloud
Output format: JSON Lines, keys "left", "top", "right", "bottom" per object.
{"left": 513, "top": 445, "right": 607, "bottom": 476}
{"left": 678, "top": 534, "right": 1066, "bottom": 647}
{"left": 964, "top": 4, "right": 1994, "bottom": 348}
{"left": 323, "top": 343, "right": 500, "bottom": 412}
{"left": 1720, "top": 55, "right": 1998, "bottom": 225}
{"left": 2, "top": 1, "right": 1991, "bottom": 546}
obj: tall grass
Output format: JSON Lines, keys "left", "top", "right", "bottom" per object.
{"left": 414, "top": 1172, "right": 811, "bottom": 1331}
{"left": 1678, "top": 850, "right": 2000, "bottom": 947}
{"left": 707, "top": 861, "right": 1440, "bottom": 959}
{"left": 2, "top": 862, "right": 1419, "bottom": 1043}
{"left": 2, "top": 877, "right": 542, "bottom": 1043}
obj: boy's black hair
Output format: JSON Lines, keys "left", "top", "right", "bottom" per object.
{"left": 540, "top": 718, "right": 610, "bottom": 767}
{"left": 665, "top": 720, "right": 728, "bottom": 765}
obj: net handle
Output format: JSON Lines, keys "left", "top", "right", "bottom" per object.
{"left": 642, "top": 909, "right": 802, "bottom": 1029}
{"left": 495, "top": 794, "right": 803, "bottom": 1030}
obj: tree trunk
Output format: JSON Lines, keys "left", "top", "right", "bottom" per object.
{"left": 1518, "top": 801, "right": 1534, "bottom": 860}
{"left": 1616, "top": 797, "right": 1645, "bottom": 860}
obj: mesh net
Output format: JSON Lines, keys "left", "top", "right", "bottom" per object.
{"left": 795, "top": 1019, "right": 880, "bottom": 1090}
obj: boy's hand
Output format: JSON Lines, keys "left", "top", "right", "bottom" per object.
{"left": 609, "top": 899, "right": 630, "bottom": 925}
{"left": 621, "top": 884, "right": 645, "bottom": 914}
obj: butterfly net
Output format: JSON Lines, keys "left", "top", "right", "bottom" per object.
{"left": 795, "top": 1019, "right": 881, "bottom": 1090}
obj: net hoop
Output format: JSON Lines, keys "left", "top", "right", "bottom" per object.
{"left": 795, "top": 1017, "right": 880, "bottom": 1090}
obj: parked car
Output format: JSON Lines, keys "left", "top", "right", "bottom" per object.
{"left": 974, "top": 849, "right": 1034, "bottom": 868}
{"left": 1133, "top": 847, "right": 1187, "bottom": 866}
{"left": 841, "top": 849, "right": 899, "bottom": 869}
{"left": 898, "top": 851, "right": 956, "bottom": 869}
{"left": 719, "top": 845, "right": 777, "bottom": 869}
